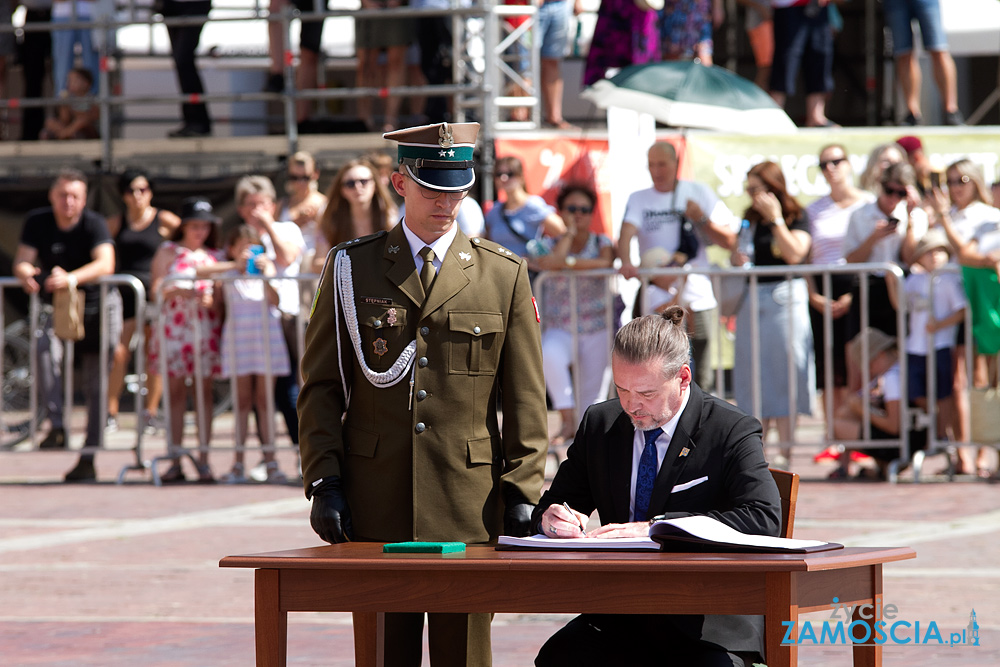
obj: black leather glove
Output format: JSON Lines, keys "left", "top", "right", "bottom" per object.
{"left": 309, "top": 476, "right": 353, "bottom": 544}
{"left": 502, "top": 488, "right": 535, "bottom": 537}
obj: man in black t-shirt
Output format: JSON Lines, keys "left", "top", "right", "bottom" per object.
{"left": 12, "top": 168, "right": 116, "bottom": 482}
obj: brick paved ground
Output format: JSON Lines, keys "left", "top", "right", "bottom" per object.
{"left": 1, "top": 410, "right": 997, "bottom": 666}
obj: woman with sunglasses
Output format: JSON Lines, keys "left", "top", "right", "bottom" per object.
{"left": 105, "top": 169, "right": 182, "bottom": 434}
{"left": 485, "top": 156, "right": 566, "bottom": 275}
{"left": 278, "top": 151, "right": 328, "bottom": 274}
{"left": 806, "top": 145, "right": 874, "bottom": 428}
{"left": 843, "top": 162, "right": 929, "bottom": 339}
{"left": 529, "top": 184, "right": 615, "bottom": 450}
{"left": 317, "top": 158, "right": 397, "bottom": 260}
{"left": 929, "top": 159, "right": 1000, "bottom": 475}
{"left": 730, "top": 161, "right": 813, "bottom": 470}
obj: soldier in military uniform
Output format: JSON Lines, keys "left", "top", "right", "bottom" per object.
{"left": 297, "top": 122, "right": 548, "bottom": 666}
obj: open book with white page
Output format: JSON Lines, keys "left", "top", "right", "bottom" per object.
{"left": 496, "top": 515, "right": 842, "bottom": 553}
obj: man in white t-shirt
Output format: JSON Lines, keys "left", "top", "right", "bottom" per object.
{"left": 235, "top": 175, "right": 307, "bottom": 471}
{"left": 618, "top": 141, "right": 737, "bottom": 390}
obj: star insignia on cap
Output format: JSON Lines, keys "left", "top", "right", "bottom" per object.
{"left": 439, "top": 150, "right": 447, "bottom": 157}
{"left": 459, "top": 252, "right": 471, "bottom": 261}
{"left": 448, "top": 149, "right": 455, "bottom": 157}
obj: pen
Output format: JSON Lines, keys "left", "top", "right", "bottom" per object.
{"left": 563, "top": 502, "right": 586, "bottom": 536}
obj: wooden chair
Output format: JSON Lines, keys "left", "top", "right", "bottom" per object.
{"left": 769, "top": 468, "right": 799, "bottom": 538}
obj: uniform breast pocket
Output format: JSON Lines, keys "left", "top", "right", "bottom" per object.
{"left": 448, "top": 311, "right": 504, "bottom": 376}
{"left": 358, "top": 303, "right": 409, "bottom": 371}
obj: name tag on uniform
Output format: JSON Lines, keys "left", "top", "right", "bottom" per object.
{"left": 361, "top": 296, "right": 393, "bottom": 306}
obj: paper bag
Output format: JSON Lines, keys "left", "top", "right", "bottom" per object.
{"left": 53, "top": 285, "right": 85, "bottom": 341}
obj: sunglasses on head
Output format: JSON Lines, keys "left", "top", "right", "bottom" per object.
{"left": 343, "top": 178, "right": 373, "bottom": 189}
{"left": 946, "top": 175, "right": 971, "bottom": 187}
{"left": 883, "top": 185, "right": 907, "bottom": 198}
{"left": 564, "top": 205, "right": 593, "bottom": 215}
{"left": 819, "top": 157, "right": 846, "bottom": 170}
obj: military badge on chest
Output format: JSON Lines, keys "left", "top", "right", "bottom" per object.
{"left": 373, "top": 338, "right": 388, "bottom": 357}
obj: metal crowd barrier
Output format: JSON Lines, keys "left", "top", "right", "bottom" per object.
{"left": 0, "top": 0, "right": 539, "bottom": 169}
{"left": 533, "top": 263, "right": 974, "bottom": 483}
{"left": 144, "top": 272, "right": 314, "bottom": 486}
{"left": 0, "top": 275, "right": 145, "bottom": 459}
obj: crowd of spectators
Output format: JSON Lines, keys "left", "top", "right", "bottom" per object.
{"left": 12, "top": 130, "right": 1000, "bottom": 485}
{"left": 0, "top": 0, "right": 969, "bottom": 138}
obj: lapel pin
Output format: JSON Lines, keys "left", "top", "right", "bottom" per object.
{"left": 388, "top": 245, "right": 400, "bottom": 254}
{"left": 459, "top": 251, "right": 471, "bottom": 262}
{"left": 679, "top": 447, "right": 690, "bottom": 458}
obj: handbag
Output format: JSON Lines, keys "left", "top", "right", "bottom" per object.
{"left": 716, "top": 273, "right": 748, "bottom": 318}
{"left": 970, "top": 379, "right": 1000, "bottom": 446}
{"left": 53, "top": 284, "right": 85, "bottom": 342}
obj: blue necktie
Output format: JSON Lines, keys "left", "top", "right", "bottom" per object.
{"left": 634, "top": 427, "right": 663, "bottom": 522}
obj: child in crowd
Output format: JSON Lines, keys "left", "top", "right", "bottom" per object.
{"left": 888, "top": 228, "right": 966, "bottom": 438}
{"left": 216, "top": 226, "right": 291, "bottom": 484}
{"left": 40, "top": 67, "right": 99, "bottom": 140}
{"left": 832, "top": 328, "right": 908, "bottom": 480}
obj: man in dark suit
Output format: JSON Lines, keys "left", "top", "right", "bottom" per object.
{"left": 532, "top": 306, "right": 781, "bottom": 667}
{"left": 298, "top": 122, "right": 548, "bottom": 667}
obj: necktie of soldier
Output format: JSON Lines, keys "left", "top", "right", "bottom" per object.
{"left": 419, "top": 246, "right": 436, "bottom": 294}
{"left": 634, "top": 427, "right": 663, "bottom": 522}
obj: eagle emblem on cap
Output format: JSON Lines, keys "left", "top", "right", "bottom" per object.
{"left": 438, "top": 123, "right": 454, "bottom": 149}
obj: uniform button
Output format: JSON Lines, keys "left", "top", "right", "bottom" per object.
{"left": 415, "top": 422, "right": 426, "bottom": 433}
{"left": 374, "top": 319, "right": 382, "bottom": 328}
{"left": 473, "top": 326, "right": 481, "bottom": 334}
{"left": 416, "top": 390, "right": 427, "bottom": 400}
{"left": 418, "top": 357, "right": 428, "bottom": 367}
{"left": 420, "top": 326, "right": 429, "bottom": 336}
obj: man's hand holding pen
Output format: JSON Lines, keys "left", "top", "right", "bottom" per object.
{"left": 539, "top": 502, "right": 590, "bottom": 537}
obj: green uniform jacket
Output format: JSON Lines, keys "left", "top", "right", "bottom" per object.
{"left": 298, "top": 223, "right": 548, "bottom": 543}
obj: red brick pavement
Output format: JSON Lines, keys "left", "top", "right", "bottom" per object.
{"left": 1, "top": 413, "right": 998, "bottom": 666}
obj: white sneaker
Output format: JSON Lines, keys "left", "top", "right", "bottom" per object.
{"left": 219, "top": 463, "right": 248, "bottom": 484}
{"left": 249, "top": 460, "right": 269, "bottom": 482}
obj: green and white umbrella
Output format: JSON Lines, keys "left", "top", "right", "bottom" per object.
{"left": 582, "top": 61, "right": 797, "bottom": 134}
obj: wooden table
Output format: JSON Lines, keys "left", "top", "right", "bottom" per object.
{"left": 220, "top": 543, "right": 915, "bottom": 667}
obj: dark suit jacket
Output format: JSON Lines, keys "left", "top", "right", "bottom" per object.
{"left": 531, "top": 382, "right": 781, "bottom": 655}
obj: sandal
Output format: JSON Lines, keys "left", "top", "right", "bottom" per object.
{"left": 196, "top": 463, "right": 215, "bottom": 484}
{"left": 160, "top": 461, "right": 186, "bottom": 484}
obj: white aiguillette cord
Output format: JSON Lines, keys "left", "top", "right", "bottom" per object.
{"left": 333, "top": 250, "right": 417, "bottom": 412}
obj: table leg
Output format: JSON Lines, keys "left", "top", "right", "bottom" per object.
{"left": 852, "top": 566, "right": 883, "bottom": 667}
{"left": 765, "top": 572, "right": 798, "bottom": 667}
{"left": 255, "top": 569, "right": 287, "bottom": 667}
{"left": 353, "top": 611, "right": 384, "bottom": 667}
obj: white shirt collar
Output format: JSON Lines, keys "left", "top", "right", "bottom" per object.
{"left": 401, "top": 219, "right": 458, "bottom": 270}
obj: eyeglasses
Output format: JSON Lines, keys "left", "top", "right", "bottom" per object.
{"left": 287, "top": 174, "right": 311, "bottom": 182}
{"left": 414, "top": 185, "right": 470, "bottom": 201}
{"left": 946, "top": 175, "right": 971, "bottom": 187}
{"left": 563, "top": 205, "right": 593, "bottom": 215}
{"left": 495, "top": 171, "right": 516, "bottom": 179}
{"left": 342, "top": 178, "right": 373, "bottom": 189}
{"left": 129, "top": 186, "right": 150, "bottom": 195}
{"left": 882, "top": 185, "right": 907, "bottom": 198}
{"left": 819, "top": 157, "right": 847, "bottom": 170}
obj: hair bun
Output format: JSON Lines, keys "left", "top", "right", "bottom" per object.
{"left": 661, "top": 305, "right": 685, "bottom": 327}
